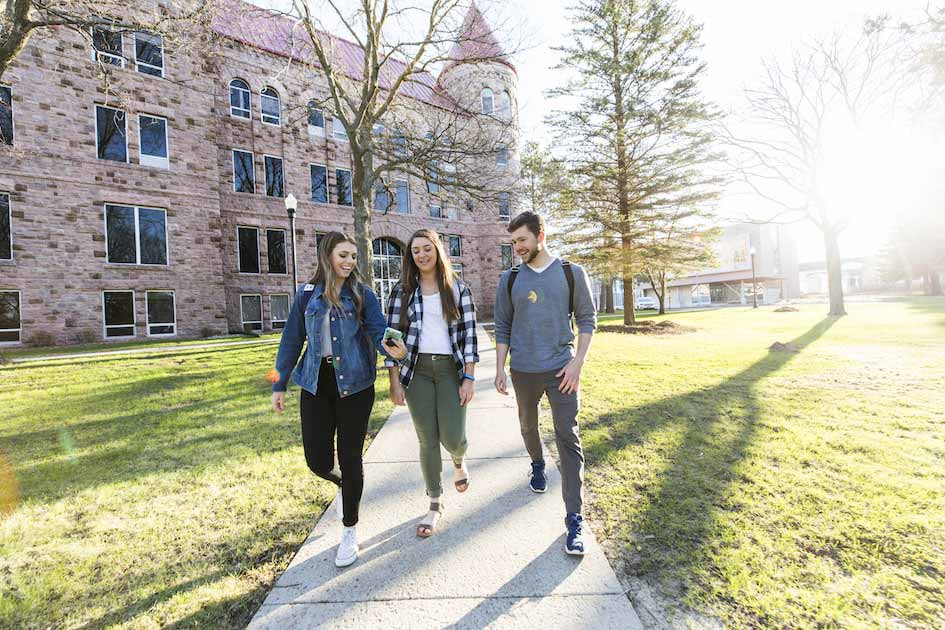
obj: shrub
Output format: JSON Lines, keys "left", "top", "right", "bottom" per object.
{"left": 76, "top": 329, "right": 99, "bottom": 345}
{"left": 26, "top": 330, "right": 58, "bottom": 348}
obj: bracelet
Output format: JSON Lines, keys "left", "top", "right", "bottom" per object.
{"left": 462, "top": 373, "right": 475, "bottom": 381}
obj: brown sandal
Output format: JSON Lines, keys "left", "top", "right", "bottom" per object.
{"left": 416, "top": 500, "right": 442, "bottom": 538}
{"left": 454, "top": 460, "right": 469, "bottom": 493}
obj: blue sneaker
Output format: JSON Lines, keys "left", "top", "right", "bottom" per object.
{"left": 529, "top": 461, "right": 547, "bottom": 493}
{"left": 565, "top": 513, "right": 585, "bottom": 556}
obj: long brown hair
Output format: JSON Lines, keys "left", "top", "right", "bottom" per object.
{"left": 399, "top": 229, "right": 460, "bottom": 330}
{"left": 309, "top": 231, "right": 364, "bottom": 317}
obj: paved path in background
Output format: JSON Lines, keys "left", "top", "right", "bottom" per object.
{"left": 249, "top": 326, "right": 641, "bottom": 630}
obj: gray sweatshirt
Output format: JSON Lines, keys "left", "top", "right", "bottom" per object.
{"left": 494, "top": 258, "right": 597, "bottom": 373}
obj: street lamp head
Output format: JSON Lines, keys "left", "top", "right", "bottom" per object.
{"left": 284, "top": 193, "right": 298, "bottom": 216}
{"left": 749, "top": 246, "right": 756, "bottom": 257}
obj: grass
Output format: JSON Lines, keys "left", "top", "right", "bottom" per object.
{"left": 0, "top": 345, "right": 393, "bottom": 629}
{"left": 0, "top": 332, "right": 282, "bottom": 361}
{"left": 577, "top": 297, "right": 945, "bottom": 628}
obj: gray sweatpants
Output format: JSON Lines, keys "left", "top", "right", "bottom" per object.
{"left": 510, "top": 368, "right": 584, "bottom": 515}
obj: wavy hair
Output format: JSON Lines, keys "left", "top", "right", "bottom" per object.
{"left": 398, "top": 229, "right": 460, "bottom": 330}
{"left": 309, "top": 231, "right": 364, "bottom": 317}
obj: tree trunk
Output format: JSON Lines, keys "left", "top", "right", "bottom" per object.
{"left": 823, "top": 228, "right": 846, "bottom": 316}
{"left": 658, "top": 274, "right": 667, "bottom": 315}
{"left": 351, "top": 144, "right": 376, "bottom": 288}
{"left": 623, "top": 274, "right": 636, "bottom": 324}
{"left": 599, "top": 280, "right": 607, "bottom": 313}
{"left": 605, "top": 279, "right": 615, "bottom": 313}
{"left": 0, "top": 1, "right": 34, "bottom": 82}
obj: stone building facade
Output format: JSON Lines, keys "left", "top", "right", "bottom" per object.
{"left": 0, "top": 1, "right": 518, "bottom": 346}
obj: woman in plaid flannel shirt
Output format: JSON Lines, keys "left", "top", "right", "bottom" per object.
{"left": 384, "top": 229, "right": 479, "bottom": 537}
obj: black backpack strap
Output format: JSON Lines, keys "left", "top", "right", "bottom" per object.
{"left": 299, "top": 283, "right": 316, "bottom": 314}
{"left": 507, "top": 265, "right": 521, "bottom": 310}
{"left": 561, "top": 260, "right": 575, "bottom": 320}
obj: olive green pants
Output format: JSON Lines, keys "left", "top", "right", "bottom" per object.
{"left": 405, "top": 353, "right": 468, "bottom": 498}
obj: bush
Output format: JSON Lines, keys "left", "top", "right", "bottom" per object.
{"left": 200, "top": 326, "right": 218, "bottom": 339}
{"left": 26, "top": 330, "right": 58, "bottom": 348}
{"left": 76, "top": 329, "right": 99, "bottom": 344}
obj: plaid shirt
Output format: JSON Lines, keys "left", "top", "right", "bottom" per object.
{"left": 384, "top": 280, "right": 479, "bottom": 387}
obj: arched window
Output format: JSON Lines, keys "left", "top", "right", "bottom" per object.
{"left": 480, "top": 87, "right": 494, "bottom": 115}
{"left": 260, "top": 87, "right": 281, "bottom": 125}
{"left": 229, "top": 79, "right": 251, "bottom": 119}
{"left": 498, "top": 90, "right": 511, "bottom": 119}
{"left": 372, "top": 238, "right": 403, "bottom": 311}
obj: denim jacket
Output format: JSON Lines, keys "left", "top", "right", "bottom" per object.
{"left": 272, "top": 282, "right": 391, "bottom": 397}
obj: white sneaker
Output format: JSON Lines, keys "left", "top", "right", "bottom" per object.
{"left": 335, "top": 526, "right": 359, "bottom": 567}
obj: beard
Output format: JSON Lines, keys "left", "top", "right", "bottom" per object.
{"left": 522, "top": 247, "right": 539, "bottom": 264}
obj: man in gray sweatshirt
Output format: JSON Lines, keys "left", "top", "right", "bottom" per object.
{"left": 493, "top": 211, "right": 597, "bottom": 556}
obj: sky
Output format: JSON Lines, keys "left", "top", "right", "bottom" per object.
{"left": 255, "top": 0, "right": 941, "bottom": 263}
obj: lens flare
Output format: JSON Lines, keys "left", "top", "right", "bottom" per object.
{"left": 267, "top": 368, "right": 280, "bottom": 383}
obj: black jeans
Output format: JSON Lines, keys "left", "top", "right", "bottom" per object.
{"left": 300, "top": 359, "right": 374, "bottom": 527}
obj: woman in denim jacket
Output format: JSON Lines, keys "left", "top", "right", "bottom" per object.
{"left": 271, "top": 231, "right": 406, "bottom": 567}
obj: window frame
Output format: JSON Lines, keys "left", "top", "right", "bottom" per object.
{"left": 448, "top": 234, "right": 462, "bottom": 258}
{"left": 260, "top": 87, "right": 281, "bottom": 126}
{"left": 481, "top": 87, "right": 494, "bottom": 115}
{"left": 270, "top": 293, "right": 291, "bottom": 330}
{"left": 263, "top": 154, "right": 285, "bottom": 198}
{"left": 498, "top": 192, "right": 511, "bottom": 222}
{"left": 452, "top": 262, "right": 464, "bottom": 279}
{"left": 137, "top": 113, "right": 169, "bottom": 169}
{"left": 104, "top": 204, "right": 169, "bottom": 266}
{"left": 332, "top": 115, "right": 348, "bottom": 142}
{"left": 91, "top": 23, "right": 124, "bottom": 67}
{"left": 145, "top": 290, "right": 177, "bottom": 337}
{"left": 1, "top": 192, "right": 11, "bottom": 261}
{"left": 374, "top": 178, "right": 392, "bottom": 213}
{"left": 266, "top": 228, "right": 288, "bottom": 275}
{"left": 307, "top": 102, "right": 325, "bottom": 137}
{"left": 229, "top": 79, "right": 252, "bottom": 119}
{"left": 102, "top": 290, "right": 136, "bottom": 339}
{"left": 0, "top": 84, "right": 13, "bottom": 146}
{"left": 496, "top": 144, "right": 509, "bottom": 169}
{"left": 429, "top": 204, "right": 443, "bottom": 219}
{"left": 232, "top": 148, "right": 256, "bottom": 194}
{"left": 94, "top": 104, "right": 128, "bottom": 163}
{"left": 336, "top": 168, "right": 353, "bottom": 206}
{"left": 394, "top": 178, "right": 410, "bottom": 214}
{"left": 240, "top": 294, "right": 263, "bottom": 332}
{"left": 0, "top": 290, "right": 21, "bottom": 345}
{"left": 498, "top": 90, "right": 512, "bottom": 119}
{"left": 501, "top": 243, "right": 514, "bottom": 269}
{"left": 236, "top": 225, "right": 261, "bottom": 275}
{"left": 310, "top": 163, "right": 328, "bottom": 203}
{"left": 134, "top": 31, "right": 164, "bottom": 77}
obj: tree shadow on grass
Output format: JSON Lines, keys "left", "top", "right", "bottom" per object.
{"left": 583, "top": 317, "right": 839, "bottom": 612}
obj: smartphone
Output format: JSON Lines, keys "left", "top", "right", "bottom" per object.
{"left": 383, "top": 327, "right": 403, "bottom": 346}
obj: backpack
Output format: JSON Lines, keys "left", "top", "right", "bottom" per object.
{"left": 507, "top": 260, "right": 575, "bottom": 322}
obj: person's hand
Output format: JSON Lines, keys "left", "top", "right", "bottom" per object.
{"left": 386, "top": 338, "right": 407, "bottom": 360}
{"left": 271, "top": 391, "right": 286, "bottom": 412}
{"left": 391, "top": 380, "right": 406, "bottom": 406}
{"left": 494, "top": 369, "right": 509, "bottom": 395}
{"left": 458, "top": 378, "right": 475, "bottom": 406}
{"left": 556, "top": 359, "right": 583, "bottom": 394}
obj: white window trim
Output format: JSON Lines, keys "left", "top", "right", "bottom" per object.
{"left": 270, "top": 293, "right": 291, "bottom": 329}
{"left": 336, "top": 168, "right": 353, "bottom": 206}
{"left": 452, "top": 262, "right": 464, "bottom": 279}
{"left": 395, "top": 178, "right": 410, "bottom": 214}
{"left": 266, "top": 228, "right": 288, "bottom": 275}
{"left": 145, "top": 290, "right": 177, "bottom": 337}
{"left": 232, "top": 148, "right": 255, "bottom": 194}
{"left": 310, "top": 163, "right": 328, "bottom": 204}
{"left": 308, "top": 105, "right": 325, "bottom": 137}
{"left": 229, "top": 80, "right": 251, "bottom": 119}
{"left": 496, "top": 145, "right": 509, "bottom": 169}
{"left": 263, "top": 154, "right": 285, "bottom": 198}
{"left": 1, "top": 83, "right": 14, "bottom": 146}
{"left": 260, "top": 89, "right": 281, "bottom": 126}
{"left": 498, "top": 193, "right": 511, "bottom": 222}
{"left": 236, "top": 225, "right": 261, "bottom": 275}
{"left": 501, "top": 244, "right": 514, "bottom": 269}
{"left": 104, "top": 204, "right": 169, "bottom": 267}
{"left": 481, "top": 88, "right": 494, "bottom": 115}
{"left": 449, "top": 234, "right": 462, "bottom": 257}
{"left": 240, "top": 294, "right": 263, "bottom": 331}
{"left": 137, "top": 113, "right": 169, "bottom": 169}
{"left": 134, "top": 31, "right": 164, "bottom": 77}
{"left": 94, "top": 104, "right": 128, "bottom": 164}
{"left": 429, "top": 204, "right": 443, "bottom": 219}
{"left": 91, "top": 25, "right": 124, "bottom": 67}
{"left": 0, "top": 289, "right": 21, "bottom": 345}
{"left": 1, "top": 191, "right": 11, "bottom": 261}
{"left": 332, "top": 116, "right": 349, "bottom": 142}
{"left": 102, "top": 290, "right": 136, "bottom": 339}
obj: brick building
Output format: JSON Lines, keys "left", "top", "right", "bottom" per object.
{"left": 0, "top": 1, "right": 518, "bottom": 346}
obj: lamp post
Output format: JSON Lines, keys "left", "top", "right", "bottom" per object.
{"left": 284, "top": 193, "right": 299, "bottom": 290}
{"left": 749, "top": 245, "right": 758, "bottom": 309}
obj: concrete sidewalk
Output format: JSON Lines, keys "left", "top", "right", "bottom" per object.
{"left": 248, "top": 327, "right": 641, "bottom": 629}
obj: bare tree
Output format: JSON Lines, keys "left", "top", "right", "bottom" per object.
{"left": 726, "top": 27, "right": 906, "bottom": 316}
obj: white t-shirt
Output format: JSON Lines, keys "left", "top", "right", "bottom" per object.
{"left": 418, "top": 292, "right": 453, "bottom": 355}
{"left": 527, "top": 256, "right": 557, "bottom": 274}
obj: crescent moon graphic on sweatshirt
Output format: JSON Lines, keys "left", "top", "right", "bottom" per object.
{"left": 527, "top": 290, "right": 538, "bottom": 303}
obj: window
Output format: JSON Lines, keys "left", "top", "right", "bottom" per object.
{"left": 92, "top": 23, "right": 123, "bottom": 66}
{"left": 481, "top": 88, "right": 494, "bottom": 115}
{"left": 229, "top": 79, "right": 251, "bottom": 118}
{"left": 332, "top": 115, "right": 348, "bottom": 141}
{"left": 237, "top": 226, "right": 260, "bottom": 274}
{"left": 452, "top": 262, "right": 464, "bottom": 279}
{"left": 392, "top": 129, "right": 407, "bottom": 156}
{"left": 103, "top": 291, "right": 135, "bottom": 338}
{"left": 426, "top": 165, "right": 440, "bottom": 194}
{"left": 232, "top": 149, "right": 255, "bottom": 193}
{"left": 395, "top": 179, "right": 410, "bottom": 214}
{"left": 501, "top": 244, "right": 514, "bottom": 269}
{"left": 1, "top": 193, "right": 10, "bottom": 260}
{"left": 447, "top": 206, "right": 459, "bottom": 221}
{"left": 264, "top": 155, "right": 284, "bottom": 197}
{"left": 138, "top": 114, "right": 168, "bottom": 168}
{"left": 310, "top": 164, "right": 328, "bottom": 203}
{"left": 134, "top": 32, "right": 164, "bottom": 77}
{"left": 146, "top": 291, "right": 176, "bottom": 336}
{"left": 374, "top": 179, "right": 391, "bottom": 213}
{"left": 496, "top": 145, "right": 509, "bottom": 169}
{"left": 240, "top": 294, "right": 263, "bottom": 331}
{"left": 0, "top": 85, "right": 12, "bottom": 145}
{"left": 267, "top": 229, "right": 287, "bottom": 274}
{"left": 0, "top": 291, "right": 20, "bottom": 343}
{"left": 95, "top": 105, "right": 127, "bottom": 162}
{"left": 429, "top": 205, "right": 443, "bottom": 219}
{"left": 498, "top": 90, "right": 511, "bottom": 119}
{"left": 315, "top": 231, "right": 326, "bottom": 252}
{"left": 260, "top": 87, "right": 281, "bottom": 125}
{"left": 270, "top": 294, "right": 290, "bottom": 330}
{"left": 498, "top": 192, "right": 511, "bottom": 222}
{"left": 105, "top": 204, "right": 168, "bottom": 265}
{"left": 372, "top": 238, "right": 403, "bottom": 310}
{"left": 307, "top": 102, "right": 325, "bottom": 136}
{"left": 336, "top": 168, "right": 353, "bottom": 206}
{"left": 448, "top": 235, "right": 462, "bottom": 257}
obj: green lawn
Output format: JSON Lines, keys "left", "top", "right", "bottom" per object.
{"left": 0, "top": 345, "right": 393, "bottom": 629}
{"left": 578, "top": 298, "right": 945, "bottom": 628}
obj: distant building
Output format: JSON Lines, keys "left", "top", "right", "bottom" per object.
{"left": 798, "top": 257, "right": 881, "bottom": 295}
